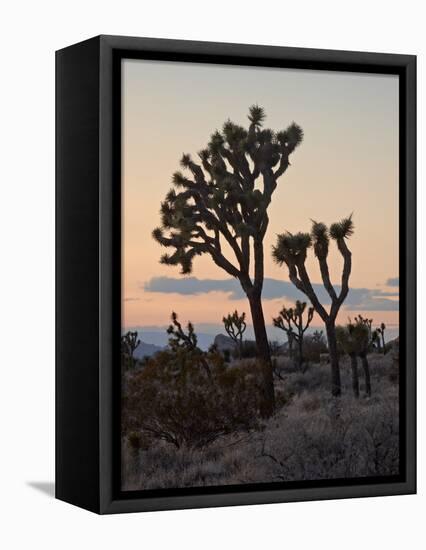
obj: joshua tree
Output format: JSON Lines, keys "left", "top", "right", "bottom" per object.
{"left": 312, "top": 330, "right": 325, "bottom": 344}
{"left": 223, "top": 310, "right": 247, "bottom": 359}
{"left": 355, "top": 315, "right": 373, "bottom": 343}
{"left": 167, "top": 311, "right": 198, "bottom": 352}
{"left": 286, "top": 329, "right": 295, "bottom": 360}
{"left": 272, "top": 300, "right": 314, "bottom": 371}
{"left": 353, "top": 316, "right": 372, "bottom": 396}
{"left": 121, "top": 331, "right": 141, "bottom": 370}
{"left": 153, "top": 106, "right": 303, "bottom": 416}
{"left": 336, "top": 321, "right": 370, "bottom": 398}
{"left": 376, "top": 322, "right": 387, "bottom": 355}
{"left": 336, "top": 324, "right": 359, "bottom": 398}
{"left": 167, "top": 312, "right": 212, "bottom": 378}
{"left": 272, "top": 216, "right": 354, "bottom": 397}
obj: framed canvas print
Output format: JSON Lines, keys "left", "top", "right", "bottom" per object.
{"left": 56, "top": 35, "right": 416, "bottom": 514}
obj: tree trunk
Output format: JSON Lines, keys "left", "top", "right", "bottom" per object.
{"left": 325, "top": 322, "right": 341, "bottom": 397}
{"left": 349, "top": 353, "right": 360, "bottom": 398}
{"left": 248, "top": 292, "right": 275, "bottom": 417}
{"left": 297, "top": 337, "right": 303, "bottom": 371}
{"left": 288, "top": 335, "right": 293, "bottom": 360}
{"left": 360, "top": 353, "right": 371, "bottom": 396}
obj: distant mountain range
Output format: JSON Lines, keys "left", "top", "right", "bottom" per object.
{"left": 134, "top": 341, "right": 165, "bottom": 359}
{"left": 130, "top": 330, "right": 216, "bottom": 352}
{"left": 126, "top": 325, "right": 400, "bottom": 357}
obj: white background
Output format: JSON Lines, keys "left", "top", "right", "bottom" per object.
{"left": 0, "top": 1, "right": 423, "bottom": 548}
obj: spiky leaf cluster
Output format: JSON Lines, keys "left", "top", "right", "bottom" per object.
{"left": 153, "top": 106, "right": 303, "bottom": 277}
{"left": 311, "top": 221, "right": 329, "bottom": 259}
{"left": 272, "top": 232, "right": 312, "bottom": 265}
{"left": 329, "top": 215, "right": 354, "bottom": 241}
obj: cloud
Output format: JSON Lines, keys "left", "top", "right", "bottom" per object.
{"left": 123, "top": 297, "right": 140, "bottom": 302}
{"left": 144, "top": 276, "right": 399, "bottom": 311}
{"left": 386, "top": 277, "right": 399, "bottom": 287}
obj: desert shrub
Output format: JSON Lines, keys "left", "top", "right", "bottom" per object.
{"left": 258, "top": 391, "right": 399, "bottom": 481}
{"left": 389, "top": 338, "right": 399, "bottom": 383}
{"left": 285, "top": 364, "right": 330, "bottom": 396}
{"left": 123, "top": 348, "right": 263, "bottom": 450}
{"left": 303, "top": 332, "right": 328, "bottom": 363}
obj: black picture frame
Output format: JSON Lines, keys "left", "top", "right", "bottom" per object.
{"left": 56, "top": 35, "right": 416, "bottom": 514}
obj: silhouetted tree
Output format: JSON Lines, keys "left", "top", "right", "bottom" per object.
{"left": 121, "top": 331, "right": 141, "bottom": 370}
{"left": 272, "top": 216, "right": 354, "bottom": 397}
{"left": 312, "top": 330, "right": 324, "bottom": 344}
{"left": 336, "top": 322, "right": 369, "bottom": 398}
{"left": 167, "top": 311, "right": 197, "bottom": 351}
{"left": 223, "top": 310, "right": 247, "bottom": 359}
{"left": 355, "top": 315, "right": 373, "bottom": 344}
{"left": 272, "top": 300, "right": 314, "bottom": 371}
{"left": 167, "top": 312, "right": 212, "bottom": 378}
{"left": 376, "top": 322, "right": 387, "bottom": 355}
{"left": 354, "top": 316, "right": 372, "bottom": 396}
{"left": 371, "top": 329, "right": 380, "bottom": 352}
{"left": 153, "top": 106, "right": 303, "bottom": 416}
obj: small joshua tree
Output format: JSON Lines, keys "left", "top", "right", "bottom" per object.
{"left": 167, "top": 312, "right": 212, "bottom": 378}
{"left": 121, "top": 331, "right": 141, "bottom": 370}
{"left": 371, "top": 329, "right": 380, "bottom": 352}
{"left": 336, "top": 324, "right": 360, "bottom": 398}
{"left": 312, "top": 330, "right": 324, "bottom": 343}
{"left": 167, "top": 311, "right": 198, "bottom": 352}
{"left": 354, "top": 316, "right": 372, "bottom": 396}
{"left": 336, "top": 321, "right": 369, "bottom": 398}
{"left": 273, "top": 216, "right": 354, "bottom": 397}
{"left": 223, "top": 310, "right": 247, "bottom": 359}
{"left": 376, "top": 322, "right": 387, "bottom": 355}
{"left": 355, "top": 315, "right": 373, "bottom": 344}
{"left": 273, "top": 300, "right": 314, "bottom": 371}
{"left": 153, "top": 106, "right": 304, "bottom": 417}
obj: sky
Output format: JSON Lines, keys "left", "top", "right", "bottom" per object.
{"left": 122, "top": 59, "right": 399, "bottom": 340}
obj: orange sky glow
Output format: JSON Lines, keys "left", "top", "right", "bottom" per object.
{"left": 122, "top": 59, "right": 399, "bottom": 338}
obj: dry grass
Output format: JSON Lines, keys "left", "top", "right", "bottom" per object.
{"left": 122, "top": 352, "right": 399, "bottom": 491}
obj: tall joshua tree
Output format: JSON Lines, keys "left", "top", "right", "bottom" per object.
{"left": 272, "top": 216, "right": 354, "bottom": 397}
{"left": 153, "top": 106, "right": 303, "bottom": 416}
{"left": 273, "top": 300, "right": 314, "bottom": 371}
{"left": 223, "top": 310, "right": 247, "bottom": 359}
